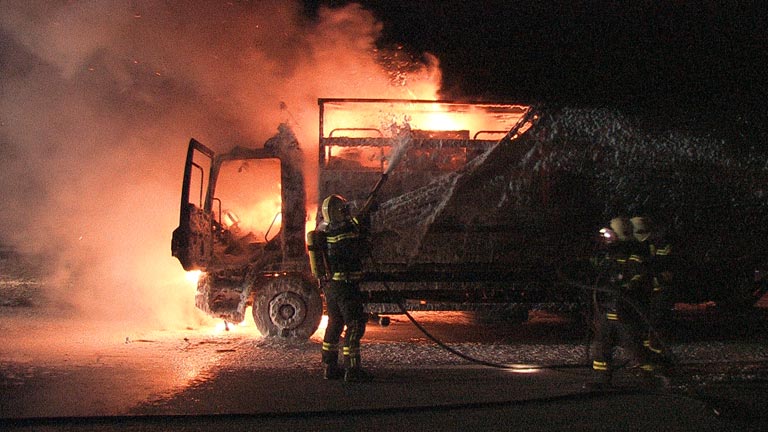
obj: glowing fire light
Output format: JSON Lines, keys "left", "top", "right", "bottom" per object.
{"left": 505, "top": 364, "right": 542, "bottom": 374}
{"left": 320, "top": 99, "right": 532, "bottom": 171}
{"left": 215, "top": 159, "right": 282, "bottom": 241}
{"left": 309, "top": 315, "right": 330, "bottom": 340}
{"left": 223, "top": 210, "right": 240, "bottom": 228}
{"left": 213, "top": 320, "right": 234, "bottom": 333}
{"left": 419, "top": 109, "right": 457, "bottom": 131}
{"left": 208, "top": 310, "right": 259, "bottom": 335}
{"left": 322, "top": 100, "right": 529, "bottom": 141}
{"left": 185, "top": 270, "right": 202, "bottom": 284}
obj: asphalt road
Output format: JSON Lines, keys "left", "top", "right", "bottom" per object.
{"left": 1, "top": 307, "right": 768, "bottom": 431}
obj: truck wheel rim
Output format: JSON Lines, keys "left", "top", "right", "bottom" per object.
{"left": 268, "top": 292, "right": 306, "bottom": 330}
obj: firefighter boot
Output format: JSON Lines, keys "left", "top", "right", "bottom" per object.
{"left": 584, "top": 370, "right": 613, "bottom": 391}
{"left": 324, "top": 363, "right": 344, "bottom": 380}
{"left": 637, "top": 364, "right": 671, "bottom": 392}
{"left": 344, "top": 355, "right": 373, "bottom": 383}
{"left": 584, "top": 360, "right": 613, "bottom": 391}
{"left": 344, "top": 366, "right": 373, "bottom": 383}
{"left": 322, "top": 349, "right": 343, "bottom": 380}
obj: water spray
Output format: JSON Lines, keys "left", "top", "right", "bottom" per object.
{"left": 384, "top": 127, "right": 413, "bottom": 176}
{"left": 357, "top": 129, "right": 413, "bottom": 219}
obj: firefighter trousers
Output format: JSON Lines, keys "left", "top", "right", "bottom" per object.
{"left": 591, "top": 310, "right": 651, "bottom": 382}
{"left": 321, "top": 280, "right": 367, "bottom": 368}
{"left": 646, "top": 287, "right": 673, "bottom": 359}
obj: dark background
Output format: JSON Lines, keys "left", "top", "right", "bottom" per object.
{"left": 305, "top": 0, "right": 767, "bottom": 145}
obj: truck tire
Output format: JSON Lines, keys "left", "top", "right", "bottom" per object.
{"left": 252, "top": 275, "right": 322, "bottom": 339}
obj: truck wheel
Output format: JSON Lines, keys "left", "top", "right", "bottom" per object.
{"left": 253, "top": 276, "right": 322, "bottom": 339}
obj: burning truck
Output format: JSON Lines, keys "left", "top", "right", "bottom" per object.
{"left": 172, "top": 98, "right": 768, "bottom": 339}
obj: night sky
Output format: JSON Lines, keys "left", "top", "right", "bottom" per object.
{"left": 306, "top": 0, "right": 767, "bottom": 145}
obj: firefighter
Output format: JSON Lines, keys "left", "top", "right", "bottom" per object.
{"left": 317, "top": 194, "right": 373, "bottom": 383}
{"left": 588, "top": 216, "right": 664, "bottom": 389}
{"left": 631, "top": 215, "right": 674, "bottom": 366}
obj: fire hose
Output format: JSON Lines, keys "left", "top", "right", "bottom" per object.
{"left": 354, "top": 167, "right": 579, "bottom": 370}
{"left": 352, "top": 168, "right": 547, "bottom": 370}
{"left": 350, "top": 126, "right": 672, "bottom": 373}
{"left": 307, "top": 196, "right": 748, "bottom": 417}
{"left": 368, "top": 260, "right": 758, "bottom": 419}
{"left": 306, "top": 125, "right": 752, "bottom": 419}
{"left": 371, "top": 256, "right": 670, "bottom": 373}
{"left": 346, "top": 105, "right": 677, "bottom": 374}
{"left": 329, "top": 119, "right": 751, "bottom": 416}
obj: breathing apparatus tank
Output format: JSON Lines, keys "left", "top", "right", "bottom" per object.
{"left": 306, "top": 229, "right": 329, "bottom": 280}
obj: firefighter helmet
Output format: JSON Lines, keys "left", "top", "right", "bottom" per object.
{"left": 322, "top": 194, "right": 349, "bottom": 224}
{"left": 630, "top": 216, "right": 651, "bottom": 242}
{"left": 609, "top": 217, "right": 632, "bottom": 241}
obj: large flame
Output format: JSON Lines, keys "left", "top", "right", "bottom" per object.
{"left": 320, "top": 100, "right": 529, "bottom": 171}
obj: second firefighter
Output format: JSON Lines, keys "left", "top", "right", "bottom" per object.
{"left": 589, "top": 216, "right": 668, "bottom": 389}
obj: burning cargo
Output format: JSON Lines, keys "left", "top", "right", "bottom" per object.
{"left": 172, "top": 99, "right": 768, "bottom": 339}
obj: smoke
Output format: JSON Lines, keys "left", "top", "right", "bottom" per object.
{"left": 0, "top": 0, "right": 442, "bottom": 329}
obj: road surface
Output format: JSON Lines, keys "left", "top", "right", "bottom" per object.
{"left": 1, "top": 305, "right": 767, "bottom": 431}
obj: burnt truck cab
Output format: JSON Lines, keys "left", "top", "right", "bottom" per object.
{"left": 172, "top": 125, "right": 322, "bottom": 338}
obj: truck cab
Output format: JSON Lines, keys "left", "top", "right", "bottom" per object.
{"left": 172, "top": 125, "right": 322, "bottom": 338}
